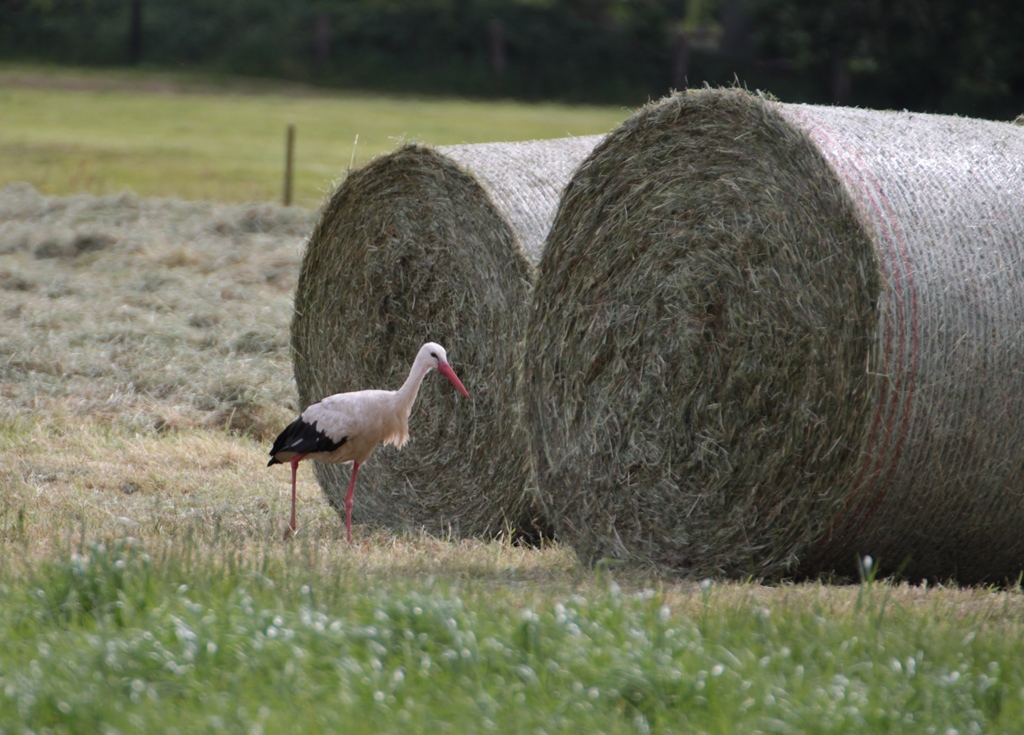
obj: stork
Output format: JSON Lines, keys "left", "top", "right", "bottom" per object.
{"left": 268, "top": 342, "right": 470, "bottom": 542}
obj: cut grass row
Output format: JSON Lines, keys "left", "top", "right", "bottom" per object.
{"left": 0, "top": 64, "right": 628, "bottom": 208}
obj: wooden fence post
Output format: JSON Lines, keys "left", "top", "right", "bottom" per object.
{"left": 283, "top": 124, "right": 296, "bottom": 207}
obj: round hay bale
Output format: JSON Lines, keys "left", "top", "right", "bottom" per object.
{"left": 292, "top": 136, "right": 603, "bottom": 540}
{"left": 525, "top": 88, "right": 1024, "bottom": 582}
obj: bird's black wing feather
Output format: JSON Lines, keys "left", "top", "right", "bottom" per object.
{"left": 267, "top": 413, "right": 347, "bottom": 465}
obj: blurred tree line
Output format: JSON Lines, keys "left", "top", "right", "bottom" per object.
{"left": 1, "top": 0, "right": 1021, "bottom": 118}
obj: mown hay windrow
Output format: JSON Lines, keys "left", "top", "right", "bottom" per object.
{"left": 525, "top": 89, "right": 1024, "bottom": 582}
{"left": 292, "top": 137, "right": 603, "bottom": 539}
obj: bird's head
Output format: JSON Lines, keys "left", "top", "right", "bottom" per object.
{"left": 420, "top": 342, "right": 470, "bottom": 398}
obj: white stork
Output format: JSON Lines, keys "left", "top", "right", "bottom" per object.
{"left": 268, "top": 342, "right": 470, "bottom": 542}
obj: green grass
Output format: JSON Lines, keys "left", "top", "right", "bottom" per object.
{"left": 2, "top": 535, "right": 1023, "bottom": 733}
{"left": 0, "top": 64, "right": 628, "bottom": 208}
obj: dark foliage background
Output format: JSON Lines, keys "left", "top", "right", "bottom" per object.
{"left": 1, "top": 0, "right": 1021, "bottom": 118}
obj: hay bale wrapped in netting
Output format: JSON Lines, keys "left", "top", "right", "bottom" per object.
{"left": 525, "top": 88, "right": 1024, "bottom": 582}
{"left": 292, "top": 136, "right": 603, "bottom": 539}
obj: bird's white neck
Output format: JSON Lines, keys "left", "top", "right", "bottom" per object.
{"left": 394, "top": 351, "right": 434, "bottom": 418}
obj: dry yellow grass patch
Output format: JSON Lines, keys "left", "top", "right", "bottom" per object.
{"left": 1, "top": 409, "right": 579, "bottom": 586}
{"left": 4, "top": 408, "right": 1020, "bottom": 623}
{"left": 0, "top": 185, "right": 311, "bottom": 439}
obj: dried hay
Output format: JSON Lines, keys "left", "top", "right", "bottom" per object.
{"left": 0, "top": 183, "right": 314, "bottom": 441}
{"left": 525, "top": 89, "right": 1024, "bottom": 582}
{"left": 291, "top": 137, "right": 603, "bottom": 540}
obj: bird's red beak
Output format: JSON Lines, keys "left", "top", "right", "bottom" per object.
{"left": 437, "top": 362, "right": 470, "bottom": 398}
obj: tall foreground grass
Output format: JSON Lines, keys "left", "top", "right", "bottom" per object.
{"left": 2, "top": 528, "right": 1024, "bottom": 733}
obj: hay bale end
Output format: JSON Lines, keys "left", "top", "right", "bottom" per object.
{"left": 292, "top": 136, "right": 602, "bottom": 540}
{"left": 525, "top": 89, "right": 1024, "bottom": 582}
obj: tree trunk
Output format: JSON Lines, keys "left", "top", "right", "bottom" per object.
{"left": 314, "top": 11, "right": 331, "bottom": 66}
{"left": 719, "top": 0, "right": 753, "bottom": 59}
{"left": 128, "top": 0, "right": 143, "bottom": 65}
{"left": 672, "top": 30, "right": 691, "bottom": 90}
{"left": 831, "top": 49, "right": 852, "bottom": 105}
{"left": 489, "top": 19, "right": 507, "bottom": 75}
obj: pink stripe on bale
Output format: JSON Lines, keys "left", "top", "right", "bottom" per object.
{"left": 795, "top": 113, "right": 921, "bottom": 565}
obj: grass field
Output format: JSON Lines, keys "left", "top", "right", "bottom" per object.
{"left": 0, "top": 64, "right": 628, "bottom": 209}
{"left": 2, "top": 66, "right": 1024, "bottom": 733}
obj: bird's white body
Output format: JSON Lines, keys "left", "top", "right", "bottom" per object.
{"left": 268, "top": 342, "right": 470, "bottom": 540}
{"left": 299, "top": 389, "right": 411, "bottom": 464}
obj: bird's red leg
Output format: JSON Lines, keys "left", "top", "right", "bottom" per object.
{"left": 288, "top": 453, "right": 308, "bottom": 534}
{"left": 344, "top": 461, "right": 360, "bottom": 543}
